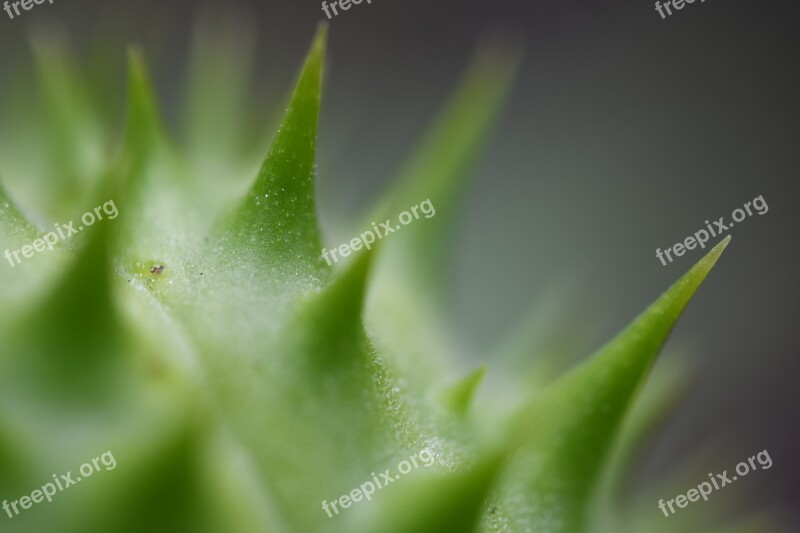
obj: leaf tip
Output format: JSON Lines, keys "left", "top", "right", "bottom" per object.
{"left": 313, "top": 21, "right": 329, "bottom": 52}
{"left": 441, "top": 364, "right": 487, "bottom": 417}
{"left": 123, "top": 45, "right": 163, "bottom": 149}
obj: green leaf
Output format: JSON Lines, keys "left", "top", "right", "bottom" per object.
{"left": 498, "top": 236, "right": 731, "bottom": 532}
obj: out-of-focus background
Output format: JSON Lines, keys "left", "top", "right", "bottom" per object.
{"left": 0, "top": 0, "right": 798, "bottom": 525}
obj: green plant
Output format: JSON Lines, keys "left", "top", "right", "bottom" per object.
{"left": 0, "top": 23, "right": 771, "bottom": 533}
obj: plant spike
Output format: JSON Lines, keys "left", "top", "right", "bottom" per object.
{"left": 499, "top": 236, "right": 731, "bottom": 532}
{"left": 1, "top": 212, "right": 122, "bottom": 406}
{"left": 440, "top": 364, "right": 487, "bottom": 417}
{"left": 367, "top": 43, "right": 519, "bottom": 302}
{"left": 122, "top": 47, "right": 167, "bottom": 167}
{"left": 228, "top": 24, "right": 328, "bottom": 277}
{"left": 31, "top": 30, "right": 102, "bottom": 192}
{"left": 289, "top": 246, "right": 376, "bottom": 371}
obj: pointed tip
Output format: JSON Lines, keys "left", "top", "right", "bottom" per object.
{"left": 499, "top": 238, "right": 733, "bottom": 530}
{"left": 127, "top": 45, "right": 144, "bottom": 75}
{"left": 319, "top": 246, "right": 377, "bottom": 320}
{"left": 441, "top": 365, "right": 487, "bottom": 416}
{"left": 297, "top": 23, "right": 327, "bottom": 95}
{"left": 184, "top": 8, "right": 257, "bottom": 160}
{"left": 289, "top": 247, "right": 377, "bottom": 370}
{"left": 38, "top": 214, "right": 116, "bottom": 328}
{"left": 313, "top": 21, "right": 329, "bottom": 52}
{"left": 363, "top": 40, "right": 518, "bottom": 299}
{"left": 28, "top": 27, "right": 102, "bottom": 188}
{"left": 667, "top": 234, "right": 731, "bottom": 311}
{"left": 126, "top": 45, "right": 154, "bottom": 106}
{"left": 7, "top": 210, "right": 120, "bottom": 389}
{"left": 578, "top": 234, "right": 732, "bottom": 382}
{"left": 28, "top": 21, "right": 71, "bottom": 61}
{"left": 688, "top": 235, "right": 730, "bottom": 282}
{"left": 123, "top": 46, "right": 164, "bottom": 155}
{"left": 227, "top": 28, "right": 327, "bottom": 272}
{"left": 370, "top": 39, "right": 519, "bottom": 222}
{"left": 708, "top": 234, "right": 732, "bottom": 261}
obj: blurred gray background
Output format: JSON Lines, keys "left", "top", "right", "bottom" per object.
{"left": 0, "top": 0, "right": 798, "bottom": 525}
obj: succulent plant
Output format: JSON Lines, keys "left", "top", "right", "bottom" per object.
{"left": 0, "top": 21, "right": 777, "bottom": 533}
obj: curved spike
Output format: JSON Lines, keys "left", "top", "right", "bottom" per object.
{"left": 289, "top": 245, "right": 375, "bottom": 371}
{"left": 439, "top": 365, "right": 487, "bottom": 417}
{"left": 366, "top": 42, "right": 520, "bottom": 298}
{"left": 501, "top": 237, "right": 731, "bottom": 532}
{"left": 227, "top": 25, "right": 328, "bottom": 276}
{"left": 30, "top": 28, "right": 104, "bottom": 194}
{"left": 211, "top": 248, "right": 389, "bottom": 532}
{"left": 3, "top": 209, "right": 121, "bottom": 397}
{"left": 368, "top": 43, "right": 520, "bottom": 222}
{"left": 122, "top": 47, "right": 167, "bottom": 164}
{"left": 105, "top": 46, "right": 174, "bottom": 221}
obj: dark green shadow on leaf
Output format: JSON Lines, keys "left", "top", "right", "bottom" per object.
{"left": 347, "top": 453, "right": 505, "bottom": 533}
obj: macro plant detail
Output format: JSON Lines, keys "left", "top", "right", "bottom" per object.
{"left": 0, "top": 20, "right": 775, "bottom": 533}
